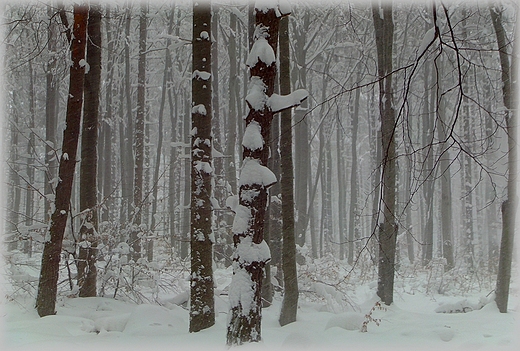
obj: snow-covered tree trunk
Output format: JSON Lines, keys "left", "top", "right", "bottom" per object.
{"left": 227, "top": 3, "right": 307, "bottom": 345}
{"left": 190, "top": 1, "right": 215, "bottom": 333}
{"left": 36, "top": 3, "right": 88, "bottom": 317}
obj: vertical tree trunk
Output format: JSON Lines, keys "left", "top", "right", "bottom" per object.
{"left": 24, "top": 60, "right": 35, "bottom": 257}
{"left": 36, "top": 3, "right": 88, "bottom": 317}
{"left": 435, "top": 57, "right": 454, "bottom": 271}
{"left": 490, "top": 2, "right": 517, "bottom": 313}
{"left": 78, "top": 4, "right": 101, "bottom": 297}
{"left": 278, "top": 14, "right": 298, "bottom": 327}
{"left": 45, "top": 5, "right": 58, "bottom": 223}
{"left": 190, "top": 1, "right": 215, "bottom": 333}
{"left": 149, "top": 5, "right": 174, "bottom": 263}
{"left": 132, "top": 3, "right": 147, "bottom": 260}
{"left": 120, "top": 5, "right": 134, "bottom": 225}
{"left": 372, "top": 1, "right": 397, "bottom": 306}
{"left": 101, "top": 6, "right": 114, "bottom": 223}
{"left": 422, "top": 58, "right": 434, "bottom": 265}
{"left": 227, "top": 9, "right": 238, "bottom": 194}
{"left": 348, "top": 81, "right": 361, "bottom": 265}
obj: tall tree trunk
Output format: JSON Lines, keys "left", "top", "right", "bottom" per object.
{"left": 190, "top": 1, "right": 215, "bottom": 333}
{"left": 132, "top": 3, "right": 147, "bottom": 260}
{"left": 101, "top": 5, "right": 114, "bottom": 223}
{"left": 435, "top": 57, "right": 454, "bottom": 271}
{"left": 278, "top": 14, "right": 298, "bottom": 326}
{"left": 78, "top": 4, "right": 101, "bottom": 297}
{"left": 227, "top": 9, "right": 238, "bottom": 194}
{"left": 149, "top": 5, "right": 174, "bottom": 263}
{"left": 490, "top": 2, "right": 517, "bottom": 313}
{"left": 121, "top": 5, "right": 134, "bottom": 225}
{"left": 227, "top": 5, "right": 306, "bottom": 345}
{"left": 422, "top": 58, "right": 434, "bottom": 265}
{"left": 372, "top": 1, "right": 397, "bottom": 306}
{"left": 36, "top": 3, "right": 88, "bottom": 317}
{"left": 24, "top": 60, "right": 35, "bottom": 257}
{"left": 348, "top": 81, "right": 361, "bottom": 265}
{"left": 45, "top": 5, "right": 58, "bottom": 223}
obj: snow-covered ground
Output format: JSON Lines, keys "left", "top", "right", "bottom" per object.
{"left": 2, "top": 261, "right": 518, "bottom": 351}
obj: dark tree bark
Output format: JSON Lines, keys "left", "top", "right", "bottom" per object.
{"left": 189, "top": 1, "right": 215, "bottom": 333}
{"left": 490, "top": 3, "right": 517, "bottom": 313}
{"left": 131, "top": 3, "right": 147, "bottom": 261}
{"left": 227, "top": 5, "right": 306, "bottom": 344}
{"left": 278, "top": 14, "right": 298, "bottom": 327}
{"left": 372, "top": 1, "right": 397, "bottom": 306}
{"left": 36, "top": 3, "right": 88, "bottom": 317}
{"left": 78, "top": 4, "right": 102, "bottom": 298}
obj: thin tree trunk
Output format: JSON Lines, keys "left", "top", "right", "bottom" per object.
{"left": 24, "top": 60, "right": 35, "bottom": 257}
{"left": 278, "top": 14, "right": 298, "bottom": 326}
{"left": 348, "top": 82, "right": 361, "bottom": 265}
{"left": 132, "top": 3, "right": 147, "bottom": 260}
{"left": 36, "top": 3, "right": 88, "bottom": 317}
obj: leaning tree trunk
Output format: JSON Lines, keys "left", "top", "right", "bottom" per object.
{"left": 36, "top": 3, "right": 88, "bottom": 317}
{"left": 189, "top": 0, "right": 215, "bottom": 333}
{"left": 372, "top": 0, "right": 397, "bottom": 306}
{"left": 78, "top": 4, "right": 101, "bottom": 298}
{"left": 227, "top": 4, "right": 307, "bottom": 345}
{"left": 490, "top": 2, "right": 517, "bottom": 313}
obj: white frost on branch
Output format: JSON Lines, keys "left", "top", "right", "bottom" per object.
{"left": 242, "top": 121, "right": 263, "bottom": 151}
{"left": 247, "top": 36, "right": 275, "bottom": 67}
{"left": 268, "top": 89, "right": 309, "bottom": 113}
{"left": 246, "top": 77, "right": 267, "bottom": 111}
{"left": 192, "top": 70, "right": 211, "bottom": 81}
{"left": 239, "top": 157, "right": 277, "bottom": 188}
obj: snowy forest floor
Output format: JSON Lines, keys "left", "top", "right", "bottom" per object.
{"left": 1, "top": 251, "right": 519, "bottom": 351}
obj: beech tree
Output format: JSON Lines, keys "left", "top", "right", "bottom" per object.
{"left": 489, "top": 2, "right": 517, "bottom": 313}
{"left": 190, "top": 0, "right": 215, "bottom": 333}
{"left": 78, "top": 3, "right": 102, "bottom": 297}
{"left": 372, "top": 0, "right": 397, "bottom": 306}
{"left": 227, "top": 3, "right": 307, "bottom": 345}
{"left": 36, "top": 3, "right": 88, "bottom": 317}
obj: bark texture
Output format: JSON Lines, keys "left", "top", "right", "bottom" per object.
{"left": 36, "top": 4, "right": 88, "bottom": 317}
{"left": 190, "top": 1, "right": 215, "bottom": 333}
{"left": 78, "top": 4, "right": 102, "bottom": 298}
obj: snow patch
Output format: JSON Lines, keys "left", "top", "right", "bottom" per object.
{"left": 268, "top": 89, "right": 309, "bottom": 113}
{"left": 247, "top": 36, "right": 275, "bottom": 67}
{"left": 246, "top": 76, "right": 267, "bottom": 111}
{"left": 239, "top": 157, "right": 277, "bottom": 188}
{"left": 192, "top": 70, "right": 211, "bottom": 81}
{"left": 242, "top": 121, "right": 263, "bottom": 151}
{"left": 192, "top": 104, "right": 207, "bottom": 116}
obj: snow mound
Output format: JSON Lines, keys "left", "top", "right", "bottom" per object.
{"left": 123, "top": 304, "right": 185, "bottom": 336}
{"left": 325, "top": 312, "right": 365, "bottom": 331}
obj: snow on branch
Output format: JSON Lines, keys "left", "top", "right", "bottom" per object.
{"left": 239, "top": 157, "right": 277, "bottom": 188}
{"left": 268, "top": 89, "right": 309, "bottom": 114}
{"left": 245, "top": 76, "right": 267, "bottom": 111}
{"left": 246, "top": 36, "right": 275, "bottom": 67}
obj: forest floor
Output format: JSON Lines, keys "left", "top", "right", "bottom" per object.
{"left": 1, "top": 254, "right": 519, "bottom": 351}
